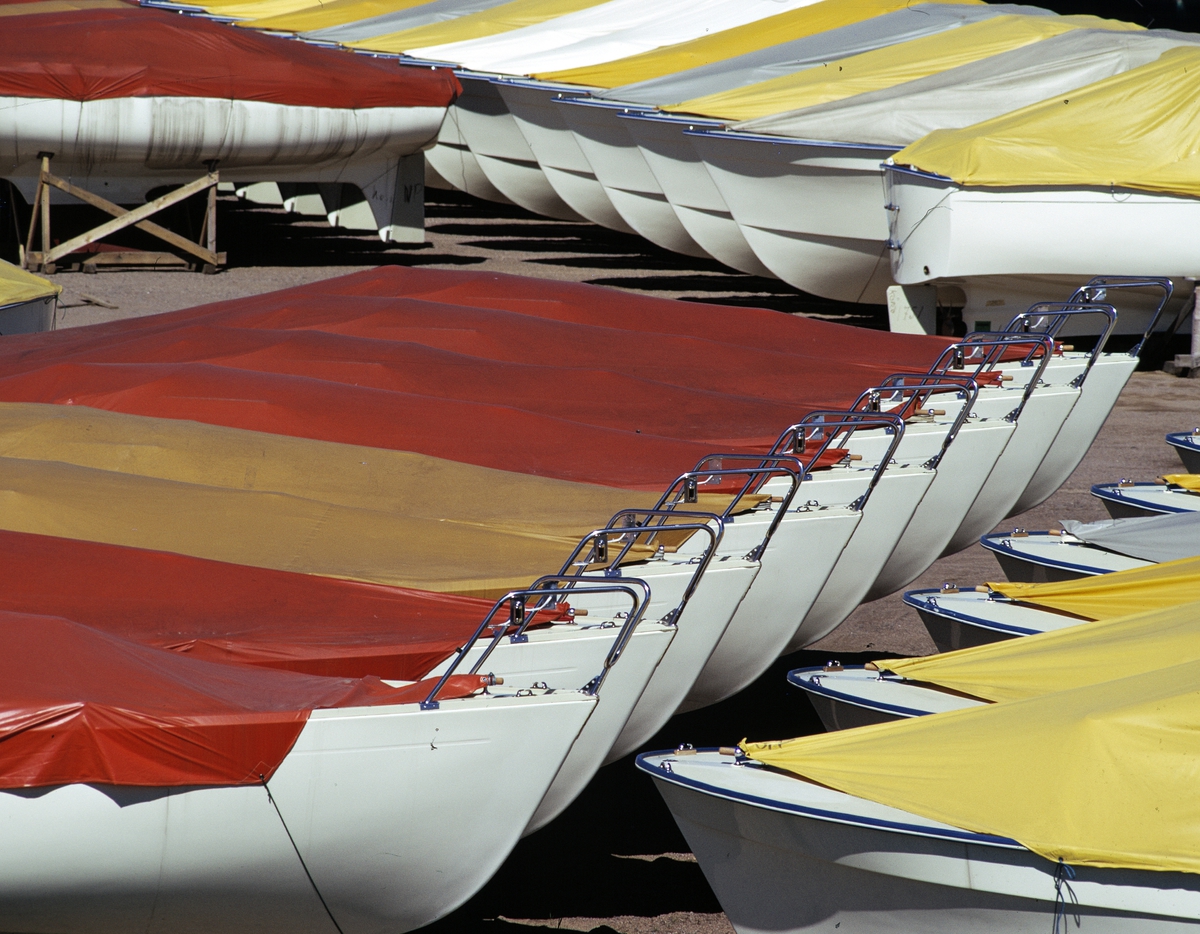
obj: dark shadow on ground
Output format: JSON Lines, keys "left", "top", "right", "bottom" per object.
{"left": 425, "top": 647, "right": 899, "bottom": 932}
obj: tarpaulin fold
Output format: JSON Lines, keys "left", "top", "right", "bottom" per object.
{"left": 988, "top": 554, "right": 1200, "bottom": 620}
{"left": 0, "top": 259, "right": 58, "bottom": 307}
{"left": 878, "top": 599, "right": 1200, "bottom": 702}
{"left": 1060, "top": 511, "right": 1200, "bottom": 564}
{"left": 0, "top": 612, "right": 489, "bottom": 788}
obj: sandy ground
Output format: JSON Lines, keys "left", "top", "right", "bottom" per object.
{"left": 19, "top": 192, "right": 1200, "bottom": 934}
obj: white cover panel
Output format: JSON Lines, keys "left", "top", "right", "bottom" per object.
{"left": 410, "top": 0, "right": 826, "bottom": 75}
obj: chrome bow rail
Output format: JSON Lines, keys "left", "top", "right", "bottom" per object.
{"left": 851, "top": 375, "right": 980, "bottom": 470}
{"left": 771, "top": 411, "right": 907, "bottom": 512}
{"left": 1001, "top": 301, "right": 1118, "bottom": 387}
{"left": 1070, "top": 277, "right": 1176, "bottom": 358}
{"left": 927, "top": 333, "right": 1056, "bottom": 423}
{"left": 420, "top": 577, "right": 651, "bottom": 709}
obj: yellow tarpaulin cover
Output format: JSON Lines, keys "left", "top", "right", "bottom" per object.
{"left": 0, "top": 402, "right": 663, "bottom": 596}
{"left": 536, "top": 0, "right": 982, "bottom": 90}
{"left": 988, "top": 554, "right": 1200, "bottom": 620}
{"left": 894, "top": 46, "right": 1200, "bottom": 199}
{"left": 1161, "top": 474, "right": 1200, "bottom": 490}
{"left": 245, "top": 0, "right": 435, "bottom": 35}
{"left": 193, "top": 0, "right": 329, "bottom": 19}
{"left": 664, "top": 14, "right": 1138, "bottom": 122}
{"left": 0, "top": 0, "right": 126, "bottom": 16}
{"left": 0, "top": 260, "right": 58, "bottom": 306}
{"left": 745, "top": 659, "right": 1200, "bottom": 873}
{"left": 879, "top": 599, "right": 1200, "bottom": 702}
{"left": 345, "top": 0, "right": 608, "bottom": 54}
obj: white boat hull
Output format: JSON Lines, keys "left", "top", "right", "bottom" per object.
{"left": 496, "top": 83, "right": 636, "bottom": 233}
{"left": 450, "top": 78, "right": 584, "bottom": 220}
{"left": 557, "top": 101, "right": 710, "bottom": 256}
{"left": 689, "top": 131, "right": 897, "bottom": 303}
{"left": 0, "top": 692, "right": 595, "bottom": 934}
{"left": 644, "top": 751, "right": 1200, "bottom": 934}
{"left": 886, "top": 167, "right": 1200, "bottom": 335}
{"left": 624, "top": 114, "right": 776, "bottom": 277}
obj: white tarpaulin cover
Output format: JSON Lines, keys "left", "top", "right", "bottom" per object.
{"left": 304, "top": 0, "right": 514, "bottom": 43}
{"left": 733, "top": 27, "right": 1194, "bottom": 145}
{"left": 404, "top": 0, "right": 828, "bottom": 75}
{"left": 594, "top": 3, "right": 1035, "bottom": 107}
{"left": 1061, "top": 511, "right": 1200, "bottom": 564}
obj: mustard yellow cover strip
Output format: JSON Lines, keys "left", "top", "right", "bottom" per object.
{"left": 0, "top": 403, "right": 659, "bottom": 596}
{"left": 745, "top": 659, "right": 1200, "bottom": 873}
{"left": 536, "top": 0, "right": 982, "bottom": 90}
{"left": 244, "top": 0, "right": 433, "bottom": 35}
{"left": 894, "top": 46, "right": 1200, "bottom": 199}
{"left": 198, "top": 0, "right": 329, "bottom": 19}
{"left": 880, "top": 599, "right": 1200, "bottom": 703}
{"left": 346, "top": 0, "right": 607, "bottom": 54}
{"left": 1161, "top": 473, "right": 1200, "bottom": 490}
{"left": 988, "top": 554, "right": 1200, "bottom": 620}
{"left": 665, "top": 14, "right": 1138, "bottom": 122}
{"left": 0, "top": 260, "right": 58, "bottom": 305}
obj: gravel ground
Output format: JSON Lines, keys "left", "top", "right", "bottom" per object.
{"left": 17, "top": 191, "right": 1200, "bottom": 934}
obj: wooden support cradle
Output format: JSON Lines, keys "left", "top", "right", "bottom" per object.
{"left": 23, "top": 154, "right": 226, "bottom": 274}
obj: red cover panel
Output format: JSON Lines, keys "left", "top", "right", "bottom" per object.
{"left": 0, "top": 268, "right": 951, "bottom": 489}
{"left": 0, "top": 529, "right": 491, "bottom": 679}
{"left": 0, "top": 5, "right": 460, "bottom": 107}
{"left": 0, "top": 611, "right": 489, "bottom": 788}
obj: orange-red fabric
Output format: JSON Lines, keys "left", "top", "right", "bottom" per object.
{"left": 0, "top": 529, "right": 491, "bottom": 679}
{"left": 0, "top": 6, "right": 460, "bottom": 107}
{"left": 0, "top": 268, "right": 949, "bottom": 489}
{"left": 0, "top": 612, "right": 488, "bottom": 788}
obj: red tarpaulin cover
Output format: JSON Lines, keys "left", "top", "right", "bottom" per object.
{"left": 0, "top": 5, "right": 461, "bottom": 107}
{"left": 0, "top": 611, "right": 491, "bottom": 788}
{"left": 0, "top": 268, "right": 952, "bottom": 488}
{"left": 0, "top": 529, "right": 493, "bottom": 679}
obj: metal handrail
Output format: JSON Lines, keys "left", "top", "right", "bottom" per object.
{"left": 1002, "top": 301, "right": 1118, "bottom": 386}
{"left": 770, "top": 411, "right": 906, "bottom": 511}
{"left": 928, "top": 333, "right": 1055, "bottom": 423}
{"left": 653, "top": 463, "right": 801, "bottom": 561}
{"left": 420, "top": 578, "right": 650, "bottom": 709}
{"left": 851, "top": 375, "right": 980, "bottom": 469}
{"left": 1066, "top": 277, "right": 1175, "bottom": 357}
{"left": 556, "top": 509, "right": 724, "bottom": 626}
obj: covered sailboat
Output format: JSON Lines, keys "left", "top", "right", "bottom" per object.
{"left": 980, "top": 511, "right": 1200, "bottom": 581}
{"left": 642, "top": 643, "right": 1200, "bottom": 933}
{"left": 0, "top": 1, "right": 460, "bottom": 242}
{"left": 886, "top": 45, "right": 1200, "bottom": 329}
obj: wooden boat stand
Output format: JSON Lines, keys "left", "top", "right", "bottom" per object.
{"left": 23, "top": 154, "right": 226, "bottom": 275}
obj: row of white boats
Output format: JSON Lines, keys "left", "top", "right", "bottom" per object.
{"left": 668, "top": 430, "right": 1200, "bottom": 932}
{"left": 0, "top": 255, "right": 1186, "bottom": 933}
{"left": 103, "top": 0, "right": 1200, "bottom": 338}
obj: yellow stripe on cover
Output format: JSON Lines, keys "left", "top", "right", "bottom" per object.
{"left": 537, "top": 0, "right": 983, "bottom": 89}
{"left": 0, "top": 402, "right": 662, "bottom": 596}
{"left": 1161, "top": 473, "right": 1200, "bottom": 490}
{"left": 745, "top": 658, "right": 1200, "bottom": 874}
{"left": 345, "top": 0, "right": 607, "bottom": 54}
{"left": 665, "top": 15, "right": 1137, "bottom": 122}
{"left": 879, "top": 599, "right": 1200, "bottom": 702}
{"left": 243, "top": 0, "right": 434, "bottom": 34}
{"left": 195, "top": 0, "right": 331, "bottom": 19}
{"left": 893, "top": 46, "right": 1200, "bottom": 199}
{"left": 987, "top": 554, "right": 1200, "bottom": 620}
